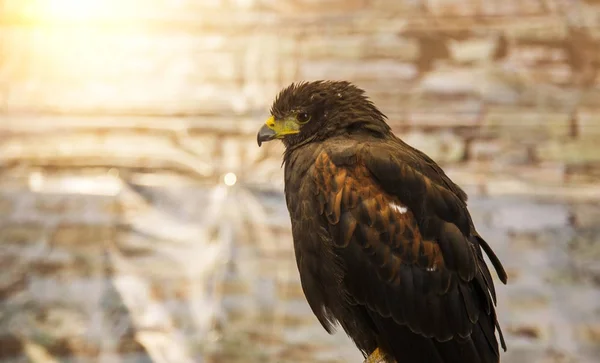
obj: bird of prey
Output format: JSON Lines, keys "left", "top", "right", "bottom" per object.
{"left": 256, "top": 81, "right": 507, "bottom": 363}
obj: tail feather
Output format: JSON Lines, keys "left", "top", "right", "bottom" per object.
{"left": 369, "top": 311, "right": 500, "bottom": 363}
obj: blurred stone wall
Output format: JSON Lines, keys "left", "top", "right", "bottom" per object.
{"left": 0, "top": 0, "right": 599, "bottom": 363}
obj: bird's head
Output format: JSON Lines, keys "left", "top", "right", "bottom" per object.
{"left": 257, "top": 81, "right": 390, "bottom": 148}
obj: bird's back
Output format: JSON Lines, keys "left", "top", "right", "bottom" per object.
{"left": 283, "top": 136, "right": 506, "bottom": 363}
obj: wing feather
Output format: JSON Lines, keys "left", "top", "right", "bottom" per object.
{"left": 311, "top": 140, "right": 506, "bottom": 355}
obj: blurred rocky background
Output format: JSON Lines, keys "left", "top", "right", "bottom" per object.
{"left": 0, "top": 0, "right": 599, "bottom": 362}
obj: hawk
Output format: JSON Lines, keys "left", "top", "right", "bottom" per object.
{"left": 256, "top": 81, "right": 507, "bottom": 363}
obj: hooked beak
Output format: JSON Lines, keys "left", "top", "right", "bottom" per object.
{"left": 257, "top": 123, "right": 276, "bottom": 147}
{"left": 256, "top": 115, "right": 300, "bottom": 147}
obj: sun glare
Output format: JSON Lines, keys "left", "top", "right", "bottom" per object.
{"left": 30, "top": 0, "right": 114, "bottom": 21}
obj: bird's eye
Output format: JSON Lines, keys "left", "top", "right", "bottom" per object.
{"left": 297, "top": 112, "right": 311, "bottom": 124}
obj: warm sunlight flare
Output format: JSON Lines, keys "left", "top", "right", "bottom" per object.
{"left": 6, "top": 0, "right": 153, "bottom": 108}
{"left": 28, "top": 0, "right": 115, "bottom": 20}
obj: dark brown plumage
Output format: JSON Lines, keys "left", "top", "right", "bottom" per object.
{"left": 257, "top": 81, "right": 507, "bottom": 363}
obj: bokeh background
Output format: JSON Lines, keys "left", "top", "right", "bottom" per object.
{"left": 1, "top": 1, "right": 599, "bottom": 362}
